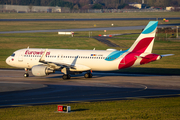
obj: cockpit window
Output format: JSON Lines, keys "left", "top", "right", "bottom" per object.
{"left": 11, "top": 53, "right": 15, "bottom": 57}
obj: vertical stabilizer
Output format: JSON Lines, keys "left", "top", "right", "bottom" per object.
{"left": 128, "top": 21, "right": 158, "bottom": 53}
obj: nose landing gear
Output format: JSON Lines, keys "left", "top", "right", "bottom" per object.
{"left": 24, "top": 68, "right": 29, "bottom": 77}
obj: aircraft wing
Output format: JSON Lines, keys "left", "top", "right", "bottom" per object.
{"left": 38, "top": 49, "right": 75, "bottom": 69}
{"left": 38, "top": 49, "right": 90, "bottom": 71}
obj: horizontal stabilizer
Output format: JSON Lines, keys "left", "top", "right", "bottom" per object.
{"left": 161, "top": 54, "right": 174, "bottom": 57}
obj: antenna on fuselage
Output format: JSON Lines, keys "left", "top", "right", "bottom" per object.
{"left": 27, "top": 46, "right": 29, "bottom": 49}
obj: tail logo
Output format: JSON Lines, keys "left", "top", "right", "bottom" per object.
{"left": 118, "top": 21, "right": 158, "bottom": 69}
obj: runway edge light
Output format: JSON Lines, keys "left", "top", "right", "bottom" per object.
{"left": 57, "top": 105, "right": 71, "bottom": 113}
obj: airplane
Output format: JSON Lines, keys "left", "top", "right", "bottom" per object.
{"left": 6, "top": 21, "right": 173, "bottom": 80}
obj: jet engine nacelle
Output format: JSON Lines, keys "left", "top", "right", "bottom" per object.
{"left": 32, "top": 65, "right": 54, "bottom": 76}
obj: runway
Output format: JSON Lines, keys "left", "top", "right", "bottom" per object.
{"left": 1, "top": 24, "right": 179, "bottom": 34}
{"left": 0, "top": 69, "right": 180, "bottom": 107}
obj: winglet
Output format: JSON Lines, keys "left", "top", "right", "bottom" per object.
{"left": 39, "top": 49, "right": 48, "bottom": 62}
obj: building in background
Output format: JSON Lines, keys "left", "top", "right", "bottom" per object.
{"left": 0, "top": 5, "right": 70, "bottom": 13}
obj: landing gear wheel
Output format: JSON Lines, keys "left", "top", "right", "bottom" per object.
{"left": 24, "top": 73, "right": 29, "bottom": 77}
{"left": 84, "top": 73, "right": 92, "bottom": 78}
{"left": 84, "top": 73, "right": 89, "bottom": 78}
{"left": 62, "top": 74, "right": 71, "bottom": 80}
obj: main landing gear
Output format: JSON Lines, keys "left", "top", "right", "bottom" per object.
{"left": 62, "top": 69, "right": 93, "bottom": 80}
{"left": 24, "top": 68, "right": 29, "bottom": 77}
{"left": 61, "top": 67, "right": 71, "bottom": 80}
{"left": 62, "top": 74, "right": 71, "bottom": 80}
{"left": 62, "top": 72, "right": 93, "bottom": 80}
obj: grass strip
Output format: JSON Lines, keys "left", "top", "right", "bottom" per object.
{"left": 0, "top": 20, "right": 180, "bottom": 32}
{"left": 1, "top": 30, "right": 180, "bottom": 72}
{"left": 1, "top": 12, "right": 180, "bottom": 19}
{"left": 1, "top": 97, "right": 180, "bottom": 120}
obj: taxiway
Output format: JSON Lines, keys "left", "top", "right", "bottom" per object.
{"left": 0, "top": 69, "right": 180, "bottom": 107}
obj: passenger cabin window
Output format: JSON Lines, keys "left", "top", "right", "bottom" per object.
{"left": 11, "top": 53, "right": 15, "bottom": 57}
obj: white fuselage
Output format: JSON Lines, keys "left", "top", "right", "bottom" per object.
{"left": 6, "top": 48, "right": 125, "bottom": 71}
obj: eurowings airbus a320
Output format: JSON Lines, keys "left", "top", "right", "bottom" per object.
{"left": 6, "top": 21, "right": 173, "bottom": 79}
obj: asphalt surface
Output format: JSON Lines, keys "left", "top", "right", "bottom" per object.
{"left": 0, "top": 69, "right": 180, "bottom": 107}
{"left": 93, "top": 36, "right": 120, "bottom": 47}
{"left": 0, "top": 25, "right": 147, "bottom": 34}
{"left": 0, "top": 24, "right": 179, "bottom": 34}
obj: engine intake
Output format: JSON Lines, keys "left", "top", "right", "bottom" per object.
{"left": 32, "top": 65, "right": 54, "bottom": 76}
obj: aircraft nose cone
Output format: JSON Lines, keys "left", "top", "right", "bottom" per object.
{"left": 6, "top": 57, "right": 11, "bottom": 65}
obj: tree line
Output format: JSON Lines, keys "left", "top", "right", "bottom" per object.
{"left": 0, "top": 0, "right": 180, "bottom": 9}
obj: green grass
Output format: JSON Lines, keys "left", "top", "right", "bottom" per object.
{"left": 0, "top": 12, "right": 180, "bottom": 19}
{"left": 0, "top": 20, "right": 155, "bottom": 32}
{"left": 0, "top": 20, "right": 146, "bottom": 32}
{"left": 0, "top": 20, "right": 180, "bottom": 32}
{"left": 1, "top": 97, "right": 180, "bottom": 120}
{"left": 0, "top": 32, "right": 108, "bottom": 49}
